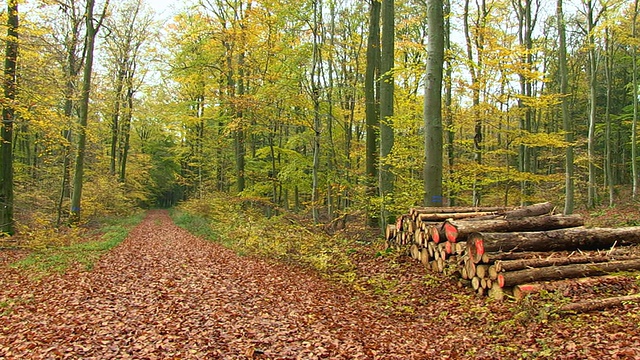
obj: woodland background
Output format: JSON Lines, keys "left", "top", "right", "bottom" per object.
{"left": 2, "top": 0, "right": 640, "bottom": 237}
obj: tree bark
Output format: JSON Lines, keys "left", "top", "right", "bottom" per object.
{"left": 70, "top": 0, "right": 108, "bottom": 224}
{"left": 379, "top": 0, "right": 394, "bottom": 227}
{"left": 512, "top": 275, "right": 626, "bottom": 300}
{"left": 411, "top": 205, "right": 513, "bottom": 216}
{"left": 443, "top": 214, "right": 584, "bottom": 242}
{"left": 557, "top": 0, "right": 574, "bottom": 213}
{"left": 365, "top": 0, "right": 381, "bottom": 226}
{"left": 468, "top": 226, "right": 640, "bottom": 263}
{"left": 495, "top": 254, "right": 640, "bottom": 273}
{"left": 560, "top": 294, "right": 640, "bottom": 313}
{"left": 0, "top": 0, "right": 18, "bottom": 235}
{"left": 424, "top": 0, "right": 444, "bottom": 207}
{"left": 497, "top": 258, "right": 640, "bottom": 288}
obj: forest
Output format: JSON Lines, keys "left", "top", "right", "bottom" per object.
{"left": 0, "top": 0, "right": 639, "bottom": 233}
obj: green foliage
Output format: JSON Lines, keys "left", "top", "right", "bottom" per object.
{"left": 171, "top": 194, "right": 357, "bottom": 278}
{"left": 12, "top": 213, "right": 144, "bottom": 275}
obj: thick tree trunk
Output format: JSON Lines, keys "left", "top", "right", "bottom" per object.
{"left": 0, "top": 0, "right": 18, "bottom": 235}
{"left": 423, "top": 0, "right": 444, "bottom": 207}
{"left": 443, "top": 214, "right": 584, "bottom": 242}
{"left": 495, "top": 254, "right": 640, "bottom": 273}
{"left": 497, "top": 258, "right": 640, "bottom": 288}
{"left": 468, "top": 226, "right": 640, "bottom": 263}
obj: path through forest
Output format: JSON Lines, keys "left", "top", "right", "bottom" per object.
{"left": 1, "top": 210, "right": 639, "bottom": 359}
{"left": 0, "top": 210, "right": 444, "bottom": 359}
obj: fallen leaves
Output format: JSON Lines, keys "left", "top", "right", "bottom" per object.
{"left": 0, "top": 210, "right": 639, "bottom": 359}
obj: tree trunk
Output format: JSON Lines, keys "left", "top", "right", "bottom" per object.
{"left": 70, "top": 0, "right": 108, "bottom": 224}
{"left": 110, "top": 68, "right": 125, "bottom": 177}
{"left": 512, "top": 275, "right": 626, "bottom": 300}
{"left": 604, "top": 27, "right": 614, "bottom": 206}
{"left": 365, "top": 0, "right": 381, "bottom": 226}
{"left": 560, "top": 294, "right": 640, "bottom": 313}
{"left": 119, "top": 87, "right": 133, "bottom": 183}
{"left": 557, "top": 0, "right": 574, "bottom": 214}
{"left": 443, "top": 0, "right": 454, "bottom": 206}
{"left": 410, "top": 205, "right": 514, "bottom": 217}
{"left": 633, "top": 0, "right": 639, "bottom": 199}
{"left": 0, "top": 0, "right": 18, "bottom": 235}
{"left": 310, "top": 0, "right": 322, "bottom": 223}
{"left": 585, "top": 0, "right": 599, "bottom": 208}
{"left": 495, "top": 254, "right": 640, "bottom": 273}
{"left": 424, "top": 0, "right": 444, "bottom": 207}
{"left": 497, "top": 258, "right": 640, "bottom": 288}
{"left": 379, "top": 0, "right": 394, "bottom": 227}
{"left": 443, "top": 214, "right": 584, "bottom": 242}
{"left": 468, "top": 227, "right": 640, "bottom": 263}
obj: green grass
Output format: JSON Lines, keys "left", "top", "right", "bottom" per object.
{"left": 170, "top": 209, "right": 219, "bottom": 241}
{"left": 12, "top": 212, "right": 145, "bottom": 275}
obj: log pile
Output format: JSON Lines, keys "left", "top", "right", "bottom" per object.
{"left": 386, "top": 202, "right": 640, "bottom": 310}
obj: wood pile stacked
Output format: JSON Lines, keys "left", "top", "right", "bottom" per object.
{"left": 385, "top": 202, "right": 640, "bottom": 310}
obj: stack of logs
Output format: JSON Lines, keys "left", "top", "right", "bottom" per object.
{"left": 385, "top": 202, "right": 640, "bottom": 310}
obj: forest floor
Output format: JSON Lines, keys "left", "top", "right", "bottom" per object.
{"left": 1, "top": 210, "right": 640, "bottom": 359}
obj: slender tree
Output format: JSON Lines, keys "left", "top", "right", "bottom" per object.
{"left": 582, "top": 0, "right": 602, "bottom": 208}
{"left": 0, "top": 0, "right": 18, "bottom": 235}
{"left": 365, "top": 0, "right": 381, "bottom": 225}
{"left": 557, "top": 0, "right": 574, "bottom": 214}
{"left": 633, "top": 0, "right": 639, "bottom": 199}
{"left": 69, "top": 0, "right": 109, "bottom": 224}
{"left": 55, "top": 0, "right": 85, "bottom": 227}
{"left": 444, "top": 0, "right": 454, "bottom": 206}
{"left": 379, "top": 0, "right": 394, "bottom": 224}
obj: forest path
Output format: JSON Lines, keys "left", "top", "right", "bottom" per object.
{"left": 0, "top": 210, "right": 445, "bottom": 359}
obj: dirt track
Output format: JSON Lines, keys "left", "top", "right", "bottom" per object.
{"left": 0, "top": 211, "right": 444, "bottom": 359}
{"left": 2, "top": 210, "right": 639, "bottom": 359}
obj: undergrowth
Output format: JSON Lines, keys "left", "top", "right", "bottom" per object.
{"left": 12, "top": 212, "right": 144, "bottom": 275}
{"left": 170, "top": 195, "right": 358, "bottom": 281}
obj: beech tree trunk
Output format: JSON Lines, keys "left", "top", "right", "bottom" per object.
{"left": 443, "top": 214, "right": 584, "bottom": 242}
{"left": 424, "top": 0, "right": 444, "bottom": 207}
{"left": 495, "top": 254, "right": 640, "bottom": 272}
{"left": 0, "top": 0, "right": 18, "bottom": 235}
{"left": 497, "top": 258, "right": 640, "bottom": 288}
{"left": 512, "top": 275, "right": 624, "bottom": 300}
{"left": 467, "top": 226, "right": 640, "bottom": 263}
{"left": 560, "top": 294, "right": 640, "bottom": 313}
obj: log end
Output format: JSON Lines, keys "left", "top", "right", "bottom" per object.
{"left": 443, "top": 221, "right": 458, "bottom": 243}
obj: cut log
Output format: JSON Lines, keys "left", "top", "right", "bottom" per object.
{"left": 410, "top": 206, "right": 515, "bottom": 216}
{"left": 442, "top": 214, "right": 584, "bottom": 243}
{"left": 467, "top": 227, "right": 640, "bottom": 263}
{"left": 385, "top": 224, "right": 397, "bottom": 241}
{"left": 512, "top": 275, "right": 626, "bottom": 300}
{"left": 427, "top": 225, "right": 442, "bottom": 243}
{"left": 417, "top": 211, "right": 498, "bottom": 222}
{"left": 502, "top": 202, "right": 554, "bottom": 219}
{"left": 476, "top": 264, "right": 489, "bottom": 279}
{"left": 559, "top": 294, "right": 640, "bottom": 313}
{"left": 495, "top": 254, "right": 640, "bottom": 273}
{"left": 462, "top": 202, "right": 555, "bottom": 221}
{"left": 497, "top": 258, "right": 640, "bottom": 288}
{"left": 471, "top": 276, "right": 481, "bottom": 290}
{"left": 489, "top": 282, "right": 505, "bottom": 301}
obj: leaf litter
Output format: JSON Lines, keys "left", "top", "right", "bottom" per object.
{"left": 0, "top": 210, "right": 639, "bottom": 359}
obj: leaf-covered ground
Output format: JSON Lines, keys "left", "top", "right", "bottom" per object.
{"left": 1, "top": 210, "right": 639, "bottom": 359}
